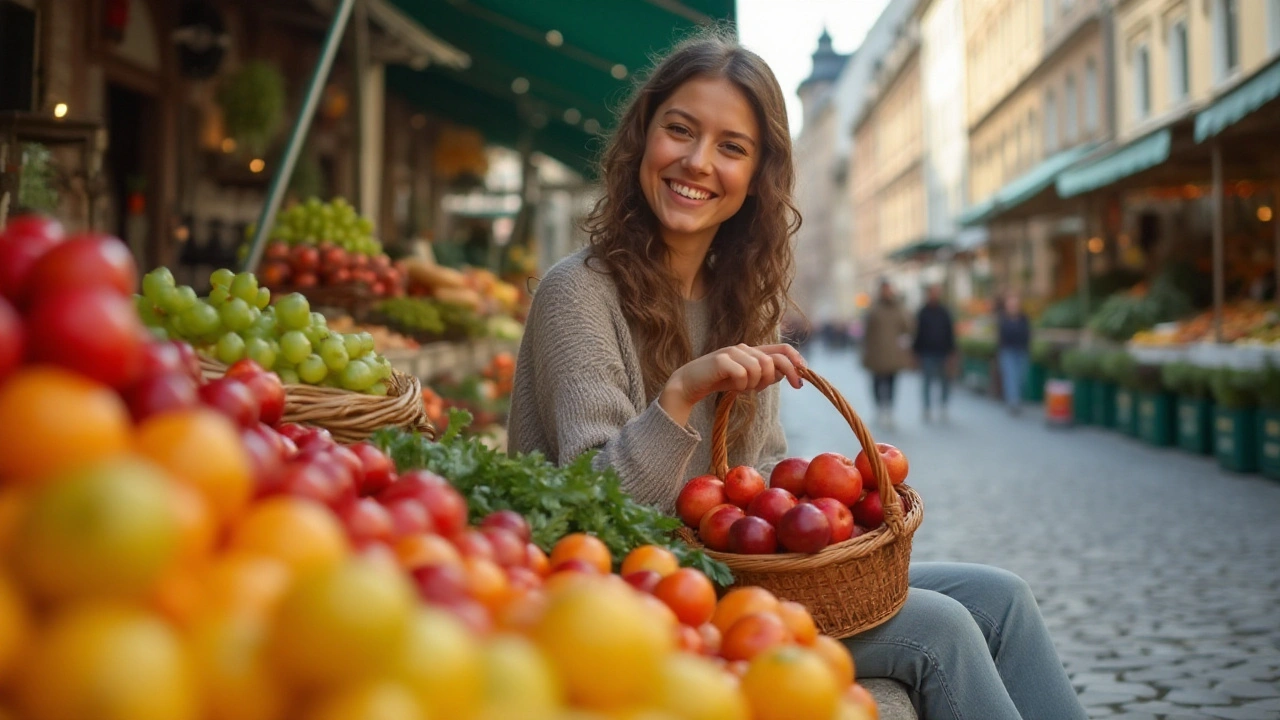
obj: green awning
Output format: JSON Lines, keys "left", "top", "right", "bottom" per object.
{"left": 1195, "top": 55, "right": 1280, "bottom": 143}
{"left": 957, "top": 197, "right": 997, "bottom": 228}
{"left": 992, "top": 143, "right": 1096, "bottom": 210}
{"left": 1056, "top": 129, "right": 1172, "bottom": 198}
{"left": 386, "top": 0, "right": 734, "bottom": 175}
{"left": 887, "top": 237, "right": 953, "bottom": 262}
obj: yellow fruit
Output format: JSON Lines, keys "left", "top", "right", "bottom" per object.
{"left": 304, "top": 681, "right": 425, "bottom": 720}
{"left": 655, "top": 653, "right": 749, "bottom": 720}
{"left": 533, "top": 578, "right": 673, "bottom": 711}
{"left": 740, "top": 645, "right": 840, "bottom": 720}
{"left": 0, "top": 367, "right": 131, "bottom": 485}
{"left": 12, "top": 458, "right": 179, "bottom": 601}
{"left": 187, "top": 611, "right": 287, "bottom": 720}
{"left": 393, "top": 607, "right": 484, "bottom": 718}
{"left": 134, "top": 408, "right": 252, "bottom": 523}
{"left": 201, "top": 553, "right": 294, "bottom": 620}
{"left": 270, "top": 558, "right": 415, "bottom": 687}
{"left": 229, "top": 497, "right": 349, "bottom": 575}
{"left": 474, "top": 634, "right": 564, "bottom": 720}
{"left": 0, "top": 572, "right": 30, "bottom": 683}
{"left": 18, "top": 604, "right": 197, "bottom": 720}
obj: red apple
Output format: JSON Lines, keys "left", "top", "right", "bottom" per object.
{"left": 171, "top": 341, "right": 204, "bottom": 383}
{"left": 811, "top": 497, "right": 855, "bottom": 544}
{"left": 293, "top": 272, "right": 319, "bottom": 289}
{"left": 292, "top": 245, "right": 321, "bottom": 273}
{"left": 125, "top": 371, "right": 199, "bottom": 421}
{"left": 225, "top": 359, "right": 286, "bottom": 426}
{"left": 698, "top": 503, "right": 745, "bottom": 552}
{"left": 349, "top": 442, "right": 397, "bottom": 496}
{"left": 3, "top": 214, "right": 64, "bottom": 241}
{"left": 724, "top": 465, "right": 766, "bottom": 508}
{"left": 198, "top": 376, "right": 261, "bottom": 428}
{"left": 480, "top": 510, "right": 532, "bottom": 544}
{"left": 323, "top": 267, "right": 352, "bottom": 286}
{"left": 277, "top": 423, "right": 311, "bottom": 444}
{"left": 768, "top": 457, "right": 810, "bottom": 496}
{"left": 444, "top": 598, "right": 494, "bottom": 636}
{"left": 264, "top": 241, "right": 291, "bottom": 263}
{"left": 804, "top": 452, "right": 863, "bottom": 506}
{"left": 383, "top": 498, "right": 435, "bottom": 538}
{"left": 852, "top": 490, "right": 886, "bottom": 529}
{"left": 25, "top": 287, "right": 145, "bottom": 389}
{"left": 851, "top": 525, "right": 870, "bottom": 539}
{"left": 452, "top": 530, "right": 495, "bottom": 562}
{"left": 21, "top": 234, "right": 137, "bottom": 305}
{"left": 339, "top": 497, "right": 395, "bottom": 546}
{"left": 623, "top": 570, "right": 662, "bottom": 594}
{"left": 240, "top": 424, "right": 287, "bottom": 492}
{"left": 677, "top": 475, "right": 728, "bottom": 528}
{"left": 727, "top": 516, "right": 778, "bottom": 554}
{"left": 480, "top": 527, "right": 527, "bottom": 567}
{"left": 136, "top": 340, "right": 187, "bottom": 380}
{"left": 291, "top": 426, "right": 335, "bottom": 453}
{"left": 259, "top": 261, "right": 291, "bottom": 288}
{"left": 412, "top": 563, "right": 469, "bottom": 604}
{"left": 777, "top": 503, "right": 832, "bottom": 554}
{"left": 267, "top": 460, "right": 348, "bottom": 508}
{"left": 0, "top": 297, "right": 21, "bottom": 382}
{"left": 745, "top": 487, "right": 798, "bottom": 528}
{"left": 0, "top": 226, "right": 62, "bottom": 301}
{"left": 321, "top": 244, "right": 348, "bottom": 269}
{"left": 854, "top": 444, "right": 910, "bottom": 487}
{"left": 551, "top": 558, "right": 600, "bottom": 575}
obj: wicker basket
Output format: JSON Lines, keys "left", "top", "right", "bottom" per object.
{"left": 678, "top": 366, "right": 924, "bottom": 638}
{"left": 200, "top": 356, "right": 435, "bottom": 444}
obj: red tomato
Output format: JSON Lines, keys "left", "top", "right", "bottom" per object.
{"left": 21, "top": 234, "right": 137, "bottom": 306}
{"left": 0, "top": 296, "right": 23, "bottom": 382}
{"left": 3, "top": 214, "right": 65, "bottom": 241}
{"left": 24, "top": 287, "right": 145, "bottom": 389}
{"left": 0, "top": 231, "right": 61, "bottom": 302}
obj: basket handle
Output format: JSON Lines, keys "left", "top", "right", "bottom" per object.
{"left": 710, "top": 366, "right": 905, "bottom": 535}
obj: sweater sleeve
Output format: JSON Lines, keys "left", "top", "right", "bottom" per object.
{"left": 753, "top": 384, "right": 789, "bottom": 479}
{"left": 523, "top": 267, "right": 701, "bottom": 510}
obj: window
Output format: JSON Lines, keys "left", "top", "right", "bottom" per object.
{"left": 1064, "top": 74, "right": 1078, "bottom": 142}
{"left": 1044, "top": 90, "right": 1058, "bottom": 152}
{"left": 1133, "top": 44, "right": 1151, "bottom": 120}
{"left": 1270, "top": 0, "right": 1280, "bottom": 53}
{"left": 1084, "top": 59, "right": 1099, "bottom": 132}
{"left": 1169, "top": 20, "right": 1190, "bottom": 103}
{"left": 1214, "top": 0, "right": 1240, "bottom": 81}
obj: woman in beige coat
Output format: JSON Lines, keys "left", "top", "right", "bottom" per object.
{"left": 861, "top": 280, "right": 913, "bottom": 426}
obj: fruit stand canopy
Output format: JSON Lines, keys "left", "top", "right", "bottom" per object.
{"left": 1056, "top": 129, "right": 1172, "bottom": 199}
{"left": 1194, "top": 55, "right": 1280, "bottom": 144}
{"left": 385, "top": 0, "right": 736, "bottom": 176}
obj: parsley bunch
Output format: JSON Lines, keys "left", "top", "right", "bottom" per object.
{"left": 373, "top": 410, "right": 732, "bottom": 586}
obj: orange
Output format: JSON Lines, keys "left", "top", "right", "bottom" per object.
{"left": 149, "top": 564, "right": 207, "bottom": 628}
{"left": 473, "top": 634, "right": 564, "bottom": 720}
{"left": 549, "top": 533, "right": 612, "bottom": 574}
{"left": 711, "top": 586, "right": 780, "bottom": 633}
{"left": 134, "top": 408, "right": 252, "bottom": 523}
{"left": 740, "top": 645, "right": 840, "bottom": 720}
{"left": 533, "top": 578, "right": 673, "bottom": 710}
{"left": 0, "top": 572, "right": 30, "bottom": 684}
{"left": 0, "top": 367, "right": 131, "bottom": 485}
{"left": 464, "top": 557, "right": 513, "bottom": 611}
{"left": 0, "top": 488, "right": 30, "bottom": 558}
{"left": 395, "top": 533, "right": 462, "bottom": 569}
{"left": 813, "top": 634, "right": 856, "bottom": 689}
{"left": 18, "top": 604, "right": 198, "bottom": 720}
{"left": 494, "top": 588, "right": 548, "bottom": 633}
{"left": 620, "top": 545, "right": 680, "bottom": 577}
{"left": 656, "top": 653, "right": 750, "bottom": 720}
{"left": 653, "top": 568, "right": 717, "bottom": 627}
{"left": 12, "top": 458, "right": 179, "bottom": 602}
{"left": 270, "top": 557, "right": 415, "bottom": 687}
{"left": 842, "top": 683, "right": 878, "bottom": 719}
{"left": 304, "top": 681, "right": 425, "bottom": 720}
{"left": 187, "top": 611, "right": 286, "bottom": 720}
{"left": 201, "top": 553, "right": 293, "bottom": 620}
{"left": 777, "top": 600, "right": 818, "bottom": 645}
{"left": 393, "top": 607, "right": 484, "bottom": 719}
{"left": 720, "top": 612, "right": 790, "bottom": 662}
{"left": 168, "top": 482, "right": 218, "bottom": 564}
{"left": 527, "top": 543, "right": 551, "bottom": 576}
{"left": 228, "top": 497, "right": 349, "bottom": 575}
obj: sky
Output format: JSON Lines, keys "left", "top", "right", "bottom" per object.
{"left": 736, "top": 0, "right": 891, "bottom": 135}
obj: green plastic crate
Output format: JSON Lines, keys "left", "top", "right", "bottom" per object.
{"left": 1214, "top": 407, "right": 1258, "bottom": 473}
{"left": 1023, "top": 363, "right": 1046, "bottom": 403}
{"left": 1136, "top": 393, "right": 1175, "bottom": 447}
{"left": 1176, "top": 396, "right": 1214, "bottom": 455}
{"left": 1115, "top": 389, "right": 1138, "bottom": 437}
{"left": 1072, "top": 378, "right": 1095, "bottom": 425}
{"left": 1092, "top": 382, "right": 1116, "bottom": 428}
{"left": 1256, "top": 409, "right": 1280, "bottom": 480}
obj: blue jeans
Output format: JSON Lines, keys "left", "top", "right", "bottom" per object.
{"left": 846, "top": 563, "right": 1087, "bottom": 720}
{"left": 998, "top": 348, "right": 1030, "bottom": 407}
{"left": 919, "top": 354, "right": 951, "bottom": 411}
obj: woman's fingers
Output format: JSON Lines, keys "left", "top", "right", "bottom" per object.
{"left": 769, "top": 352, "right": 803, "bottom": 389}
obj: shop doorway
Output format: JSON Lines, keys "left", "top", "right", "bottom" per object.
{"left": 106, "top": 82, "right": 156, "bottom": 268}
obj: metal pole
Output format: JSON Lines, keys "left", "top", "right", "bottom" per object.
{"left": 351, "top": 0, "right": 368, "bottom": 213}
{"left": 1078, "top": 200, "right": 1090, "bottom": 319}
{"left": 1211, "top": 141, "right": 1225, "bottom": 344}
{"left": 242, "top": 0, "right": 357, "bottom": 273}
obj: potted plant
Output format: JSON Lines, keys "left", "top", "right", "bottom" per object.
{"left": 1025, "top": 339, "right": 1056, "bottom": 403}
{"left": 1102, "top": 351, "right": 1139, "bottom": 437}
{"left": 1161, "top": 362, "right": 1214, "bottom": 455}
{"left": 1062, "top": 347, "right": 1102, "bottom": 425}
{"left": 1209, "top": 367, "right": 1262, "bottom": 473}
{"left": 1132, "top": 362, "right": 1173, "bottom": 447}
{"left": 217, "top": 61, "right": 287, "bottom": 157}
{"left": 1255, "top": 363, "right": 1280, "bottom": 480}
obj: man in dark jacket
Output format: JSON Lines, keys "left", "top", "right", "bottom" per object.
{"left": 998, "top": 293, "right": 1033, "bottom": 414}
{"left": 913, "top": 285, "right": 956, "bottom": 422}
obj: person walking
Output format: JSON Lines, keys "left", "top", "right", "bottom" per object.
{"left": 862, "top": 280, "right": 912, "bottom": 428}
{"left": 997, "top": 293, "right": 1033, "bottom": 414}
{"left": 913, "top": 284, "right": 956, "bottom": 422}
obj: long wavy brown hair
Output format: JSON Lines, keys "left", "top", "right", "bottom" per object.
{"left": 583, "top": 28, "right": 800, "bottom": 451}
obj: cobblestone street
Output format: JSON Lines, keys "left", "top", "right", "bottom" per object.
{"left": 780, "top": 344, "right": 1280, "bottom": 720}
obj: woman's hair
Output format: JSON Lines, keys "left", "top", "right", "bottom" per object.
{"left": 583, "top": 27, "right": 800, "bottom": 450}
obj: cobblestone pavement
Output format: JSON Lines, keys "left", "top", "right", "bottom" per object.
{"left": 780, "top": 344, "right": 1280, "bottom": 720}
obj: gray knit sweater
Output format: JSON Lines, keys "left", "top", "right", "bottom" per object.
{"left": 508, "top": 248, "right": 788, "bottom": 514}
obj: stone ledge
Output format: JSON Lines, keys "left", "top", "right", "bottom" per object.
{"left": 863, "top": 678, "right": 917, "bottom": 719}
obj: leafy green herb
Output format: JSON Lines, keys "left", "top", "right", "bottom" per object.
{"left": 373, "top": 409, "right": 733, "bottom": 586}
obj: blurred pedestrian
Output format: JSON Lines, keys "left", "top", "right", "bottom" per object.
{"left": 913, "top": 284, "right": 956, "bottom": 422}
{"left": 862, "top": 279, "right": 912, "bottom": 427}
{"left": 997, "top": 293, "right": 1032, "bottom": 414}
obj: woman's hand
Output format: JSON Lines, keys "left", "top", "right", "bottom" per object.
{"left": 659, "top": 343, "right": 806, "bottom": 427}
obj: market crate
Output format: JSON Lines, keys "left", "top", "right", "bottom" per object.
{"left": 1022, "top": 362, "right": 1047, "bottom": 403}
{"left": 1072, "top": 378, "right": 1095, "bottom": 425}
{"left": 1136, "top": 392, "right": 1175, "bottom": 447}
{"left": 1214, "top": 407, "right": 1258, "bottom": 473}
{"left": 1092, "top": 382, "right": 1116, "bottom": 428}
{"left": 962, "top": 356, "right": 991, "bottom": 392}
{"left": 1176, "top": 396, "right": 1214, "bottom": 455}
{"left": 1256, "top": 409, "right": 1280, "bottom": 480}
{"left": 1114, "top": 389, "right": 1137, "bottom": 437}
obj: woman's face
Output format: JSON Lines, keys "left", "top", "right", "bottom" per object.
{"left": 639, "top": 76, "right": 760, "bottom": 251}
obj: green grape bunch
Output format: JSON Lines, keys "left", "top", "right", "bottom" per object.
{"left": 135, "top": 266, "right": 395, "bottom": 395}
{"left": 243, "top": 196, "right": 383, "bottom": 258}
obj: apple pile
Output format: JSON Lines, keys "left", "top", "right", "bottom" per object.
{"left": 677, "top": 446, "right": 910, "bottom": 555}
{"left": 257, "top": 240, "right": 405, "bottom": 299}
